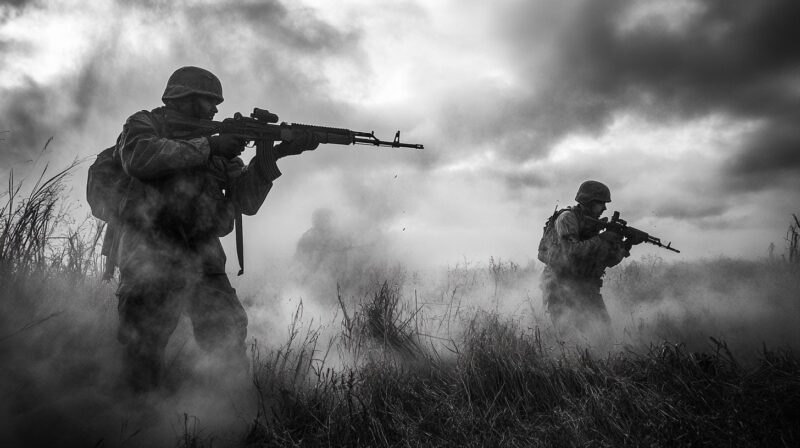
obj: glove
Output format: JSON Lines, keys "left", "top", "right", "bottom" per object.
{"left": 624, "top": 233, "right": 646, "bottom": 251}
{"left": 599, "top": 231, "right": 630, "bottom": 264}
{"left": 208, "top": 134, "right": 246, "bottom": 159}
{"left": 599, "top": 231, "right": 623, "bottom": 244}
{"left": 625, "top": 236, "right": 646, "bottom": 248}
{"left": 275, "top": 129, "right": 320, "bottom": 158}
{"left": 626, "top": 232, "right": 646, "bottom": 246}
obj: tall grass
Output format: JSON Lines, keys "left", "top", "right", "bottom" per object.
{"left": 246, "top": 299, "right": 800, "bottom": 447}
{"left": 1, "top": 159, "right": 799, "bottom": 446}
{"left": 242, "top": 255, "right": 800, "bottom": 446}
{"left": 0, "top": 159, "right": 120, "bottom": 447}
{"left": 0, "top": 159, "right": 104, "bottom": 281}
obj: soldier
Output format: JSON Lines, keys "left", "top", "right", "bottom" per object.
{"left": 113, "top": 66, "right": 318, "bottom": 392}
{"left": 294, "top": 209, "right": 354, "bottom": 273}
{"left": 295, "top": 208, "right": 337, "bottom": 272}
{"left": 538, "top": 181, "right": 643, "bottom": 331}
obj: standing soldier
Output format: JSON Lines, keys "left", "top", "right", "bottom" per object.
{"left": 538, "top": 181, "right": 643, "bottom": 331}
{"left": 294, "top": 209, "right": 354, "bottom": 277}
{"left": 112, "top": 66, "right": 318, "bottom": 392}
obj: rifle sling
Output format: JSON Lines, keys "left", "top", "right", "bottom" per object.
{"left": 236, "top": 211, "right": 244, "bottom": 276}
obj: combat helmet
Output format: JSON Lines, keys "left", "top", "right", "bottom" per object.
{"left": 161, "top": 66, "right": 224, "bottom": 104}
{"left": 575, "top": 180, "right": 611, "bottom": 204}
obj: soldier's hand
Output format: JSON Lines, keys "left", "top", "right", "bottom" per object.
{"left": 276, "top": 129, "right": 320, "bottom": 158}
{"left": 625, "top": 233, "right": 646, "bottom": 246}
{"left": 209, "top": 134, "right": 246, "bottom": 159}
{"left": 623, "top": 233, "right": 646, "bottom": 251}
{"left": 599, "top": 231, "right": 623, "bottom": 244}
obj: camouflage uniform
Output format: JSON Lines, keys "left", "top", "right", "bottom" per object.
{"left": 539, "top": 182, "right": 629, "bottom": 330}
{"left": 114, "top": 92, "right": 281, "bottom": 392}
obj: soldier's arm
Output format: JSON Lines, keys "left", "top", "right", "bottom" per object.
{"left": 212, "top": 143, "right": 281, "bottom": 216}
{"left": 555, "top": 211, "right": 607, "bottom": 261}
{"left": 601, "top": 234, "right": 630, "bottom": 268}
{"left": 117, "top": 111, "right": 211, "bottom": 180}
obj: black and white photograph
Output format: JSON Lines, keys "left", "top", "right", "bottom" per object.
{"left": 1, "top": 0, "right": 799, "bottom": 446}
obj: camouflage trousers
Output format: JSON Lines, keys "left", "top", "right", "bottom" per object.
{"left": 116, "top": 266, "right": 248, "bottom": 393}
{"left": 540, "top": 267, "right": 610, "bottom": 331}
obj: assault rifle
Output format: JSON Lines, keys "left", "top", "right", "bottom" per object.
{"left": 167, "top": 108, "right": 424, "bottom": 149}
{"left": 584, "top": 211, "right": 680, "bottom": 253}
{"left": 163, "top": 108, "right": 422, "bottom": 276}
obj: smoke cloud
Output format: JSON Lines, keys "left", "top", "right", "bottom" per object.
{"left": 0, "top": 0, "right": 798, "bottom": 284}
{"left": 3, "top": 1, "right": 800, "bottom": 445}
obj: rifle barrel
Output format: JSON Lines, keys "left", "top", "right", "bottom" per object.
{"left": 353, "top": 136, "right": 424, "bottom": 149}
{"left": 167, "top": 115, "right": 425, "bottom": 149}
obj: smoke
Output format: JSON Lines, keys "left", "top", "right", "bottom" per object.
{"left": 2, "top": 0, "right": 798, "bottom": 261}
{"left": 0, "top": 0, "right": 365, "bottom": 164}
{"left": 1, "top": 177, "right": 797, "bottom": 446}
{"left": 0, "top": 0, "right": 32, "bottom": 10}
{"left": 3, "top": 0, "right": 800, "bottom": 444}
{"left": 605, "top": 257, "right": 800, "bottom": 358}
{"left": 488, "top": 0, "right": 800, "bottom": 191}
{"left": 0, "top": 268, "right": 262, "bottom": 446}
{"left": 727, "top": 120, "right": 800, "bottom": 191}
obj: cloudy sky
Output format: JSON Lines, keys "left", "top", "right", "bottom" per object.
{"left": 1, "top": 0, "right": 799, "bottom": 268}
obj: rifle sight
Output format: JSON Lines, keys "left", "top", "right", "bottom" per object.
{"left": 251, "top": 108, "right": 279, "bottom": 123}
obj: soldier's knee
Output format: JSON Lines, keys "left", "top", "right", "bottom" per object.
{"left": 117, "top": 294, "right": 180, "bottom": 346}
{"left": 190, "top": 279, "right": 248, "bottom": 353}
{"left": 194, "top": 319, "right": 246, "bottom": 352}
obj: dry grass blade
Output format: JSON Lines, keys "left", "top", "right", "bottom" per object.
{"left": 0, "top": 311, "right": 61, "bottom": 343}
{"left": 1, "top": 157, "right": 86, "bottom": 277}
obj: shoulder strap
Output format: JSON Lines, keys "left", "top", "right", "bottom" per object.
{"left": 235, "top": 210, "right": 244, "bottom": 276}
{"left": 545, "top": 206, "right": 569, "bottom": 229}
{"left": 101, "top": 221, "right": 118, "bottom": 281}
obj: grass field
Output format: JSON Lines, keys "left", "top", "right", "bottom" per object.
{"left": 1, "top": 166, "right": 799, "bottom": 447}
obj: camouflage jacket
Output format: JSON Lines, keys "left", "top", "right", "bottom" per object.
{"left": 114, "top": 106, "right": 281, "bottom": 274}
{"left": 543, "top": 205, "right": 628, "bottom": 279}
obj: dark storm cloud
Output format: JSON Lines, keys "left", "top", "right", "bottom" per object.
{"left": 492, "top": 166, "right": 551, "bottom": 190}
{"left": 175, "top": 0, "right": 359, "bottom": 54}
{"left": 1, "top": 81, "right": 55, "bottom": 162}
{"left": 655, "top": 202, "right": 729, "bottom": 222}
{"left": 0, "top": 41, "right": 119, "bottom": 167}
{"left": 1, "top": 78, "right": 92, "bottom": 167}
{"left": 0, "top": 1, "right": 365, "bottom": 168}
{"left": 545, "top": 0, "right": 800, "bottom": 117}
{"left": 479, "top": 0, "right": 800, "bottom": 191}
{"left": 726, "top": 119, "right": 800, "bottom": 190}
{"left": 114, "top": 0, "right": 361, "bottom": 66}
{"left": 143, "top": 0, "right": 366, "bottom": 123}
{"left": 223, "top": 1, "right": 359, "bottom": 53}
{"left": 0, "top": 0, "right": 34, "bottom": 8}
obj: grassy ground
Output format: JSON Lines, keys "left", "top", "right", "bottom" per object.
{"left": 2, "top": 164, "right": 799, "bottom": 447}
{"left": 246, "top": 268, "right": 800, "bottom": 447}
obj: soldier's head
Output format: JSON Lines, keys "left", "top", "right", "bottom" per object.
{"left": 312, "top": 208, "right": 334, "bottom": 231}
{"left": 162, "top": 66, "right": 224, "bottom": 120}
{"left": 575, "top": 180, "right": 611, "bottom": 218}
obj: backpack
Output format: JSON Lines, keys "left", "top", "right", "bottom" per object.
{"left": 86, "top": 145, "right": 128, "bottom": 223}
{"left": 87, "top": 145, "right": 130, "bottom": 279}
{"left": 86, "top": 136, "right": 248, "bottom": 277}
{"left": 537, "top": 206, "right": 567, "bottom": 265}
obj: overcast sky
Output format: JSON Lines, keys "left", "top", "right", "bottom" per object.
{"left": 1, "top": 0, "right": 799, "bottom": 268}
